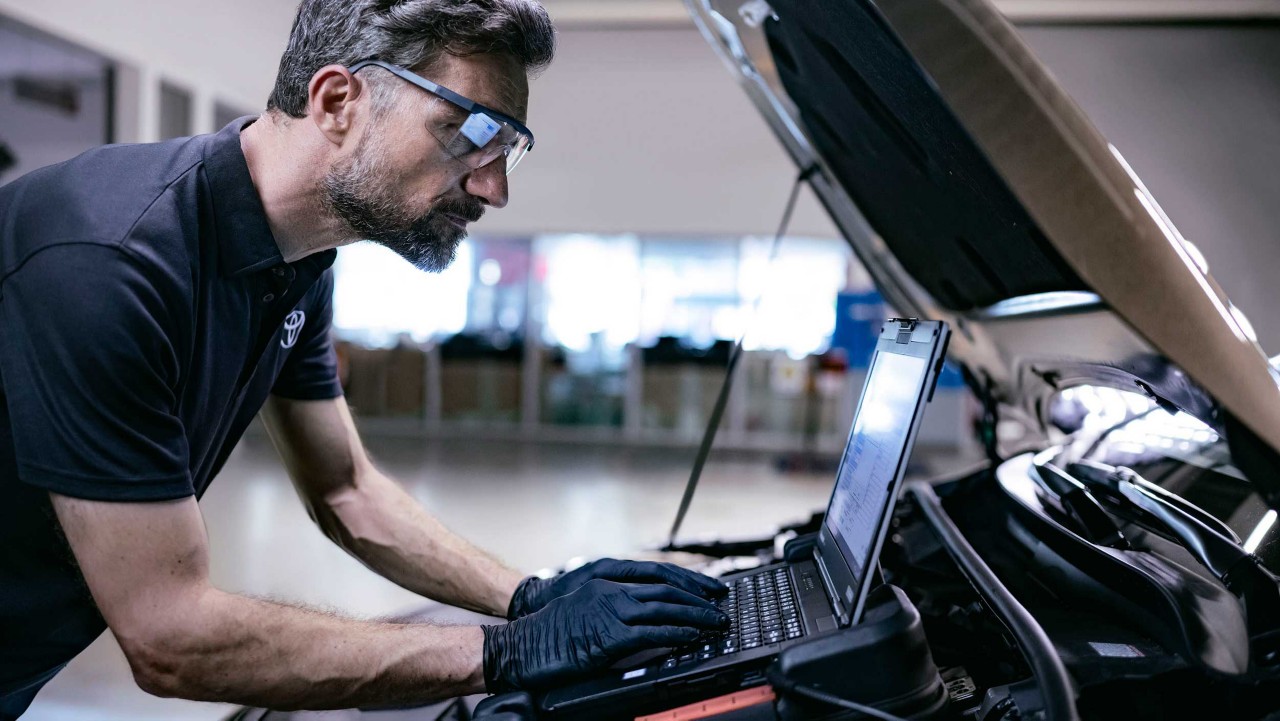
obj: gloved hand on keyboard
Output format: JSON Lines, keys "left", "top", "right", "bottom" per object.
{"left": 483, "top": 579, "right": 731, "bottom": 693}
{"left": 506, "top": 558, "right": 727, "bottom": 619}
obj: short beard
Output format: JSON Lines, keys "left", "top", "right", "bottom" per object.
{"left": 322, "top": 132, "right": 483, "bottom": 273}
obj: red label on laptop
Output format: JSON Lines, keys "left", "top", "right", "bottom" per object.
{"left": 635, "top": 685, "right": 775, "bottom": 720}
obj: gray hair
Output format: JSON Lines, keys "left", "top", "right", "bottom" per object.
{"left": 267, "top": 0, "right": 556, "bottom": 118}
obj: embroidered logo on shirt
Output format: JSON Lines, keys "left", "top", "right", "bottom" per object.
{"left": 281, "top": 310, "right": 306, "bottom": 349}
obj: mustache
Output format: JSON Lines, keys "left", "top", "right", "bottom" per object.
{"left": 434, "top": 197, "right": 485, "bottom": 224}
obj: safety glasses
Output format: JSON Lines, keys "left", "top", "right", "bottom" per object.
{"left": 348, "top": 59, "right": 535, "bottom": 174}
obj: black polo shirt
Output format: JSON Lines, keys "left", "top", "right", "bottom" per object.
{"left": 0, "top": 118, "right": 343, "bottom": 700}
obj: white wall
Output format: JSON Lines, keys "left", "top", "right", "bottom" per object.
{"left": 490, "top": 28, "right": 840, "bottom": 238}
{"left": 0, "top": 0, "right": 839, "bottom": 237}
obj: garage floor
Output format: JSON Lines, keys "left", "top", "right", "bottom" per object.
{"left": 20, "top": 431, "right": 965, "bottom": 720}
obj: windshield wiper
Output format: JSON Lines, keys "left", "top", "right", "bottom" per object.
{"left": 1023, "top": 454, "right": 1280, "bottom": 656}
{"left": 1069, "top": 460, "right": 1241, "bottom": 545}
{"left": 1030, "top": 460, "right": 1129, "bottom": 549}
{"left": 1067, "top": 462, "right": 1280, "bottom": 633}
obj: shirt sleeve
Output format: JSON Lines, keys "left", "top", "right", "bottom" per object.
{"left": 0, "top": 244, "right": 193, "bottom": 501}
{"left": 271, "top": 268, "right": 343, "bottom": 401}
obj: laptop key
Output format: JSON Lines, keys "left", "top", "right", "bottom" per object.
{"left": 718, "top": 567, "right": 808, "bottom": 654}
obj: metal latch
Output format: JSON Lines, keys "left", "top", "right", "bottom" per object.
{"left": 739, "top": 0, "right": 777, "bottom": 27}
{"left": 891, "top": 317, "right": 918, "bottom": 344}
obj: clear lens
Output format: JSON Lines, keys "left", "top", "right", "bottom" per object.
{"left": 354, "top": 61, "right": 535, "bottom": 174}
{"left": 433, "top": 111, "right": 532, "bottom": 174}
{"left": 504, "top": 133, "right": 532, "bottom": 174}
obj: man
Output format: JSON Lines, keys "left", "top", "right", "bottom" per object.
{"left": 0, "top": 1, "right": 729, "bottom": 716}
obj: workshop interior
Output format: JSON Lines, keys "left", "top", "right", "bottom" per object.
{"left": 3, "top": 0, "right": 1280, "bottom": 719}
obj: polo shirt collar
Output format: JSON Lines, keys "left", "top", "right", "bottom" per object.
{"left": 204, "top": 116, "right": 288, "bottom": 277}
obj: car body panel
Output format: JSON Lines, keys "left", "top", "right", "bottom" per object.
{"left": 686, "top": 0, "right": 1280, "bottom": 503}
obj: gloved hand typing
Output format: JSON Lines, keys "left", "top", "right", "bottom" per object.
{"left": 483, "top": 579, "right": 731, "bottom": 693}
{"left": 506, "top": 558, "right": 726, "bottom": 619}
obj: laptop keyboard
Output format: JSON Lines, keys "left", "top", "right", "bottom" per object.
{"left": 658, "top": 568, "right": 804, "bottom": 671}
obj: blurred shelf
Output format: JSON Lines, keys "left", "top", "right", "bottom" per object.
{"left": 331, "top": 338, "right": 976, "bottom": 455}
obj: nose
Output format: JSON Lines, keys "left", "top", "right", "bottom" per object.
{"left": 463, "top": 157, "right": 509, "bottom": 209}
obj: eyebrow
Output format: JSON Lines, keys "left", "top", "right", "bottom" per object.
{"left": 480, "top": 93, "right": 526, "bottom": 125}
{"left": 486, "top": 72, "right": 529, "bottom": 124}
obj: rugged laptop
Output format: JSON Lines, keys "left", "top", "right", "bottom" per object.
{"left": 540, "top": 318, "right": 951, "bottom": 719}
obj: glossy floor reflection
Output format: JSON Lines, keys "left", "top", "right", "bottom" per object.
{"left": 23, "top": 432, "right": 954, "bottom": 720}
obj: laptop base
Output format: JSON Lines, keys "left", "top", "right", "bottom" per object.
{"left": 539, "top": 560, "right": 832, "bottom": 721}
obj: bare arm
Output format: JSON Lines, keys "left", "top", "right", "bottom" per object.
{"left": 260, "top": 396, "right": 524, "bottom": 617}
{"left": 50, "top": 492, "right": 484, "bottom": 708}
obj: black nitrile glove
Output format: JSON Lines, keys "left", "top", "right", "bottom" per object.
{"left": 506, "top": 558, "right": 727, "bottom": 619}
{"left": 483, "top": 579, "right": 731, "bottom": 693}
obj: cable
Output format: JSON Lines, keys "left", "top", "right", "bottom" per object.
{"left": 767, "top": 666, "right": 910, "bottom": 721}
{"left": 664, "top": 165, "right": 818, "bottom": 549}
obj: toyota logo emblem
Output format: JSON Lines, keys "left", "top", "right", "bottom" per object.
{"left": 281, "top": 310, "right": 306, "bottom": 349}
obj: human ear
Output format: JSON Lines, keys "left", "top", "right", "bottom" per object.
{"left": 307, "top": 65, "right": 364, "bottom": 145}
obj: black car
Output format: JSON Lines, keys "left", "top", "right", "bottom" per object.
{"left": 234, "top": 0, "right": 1280, "bottom": 718}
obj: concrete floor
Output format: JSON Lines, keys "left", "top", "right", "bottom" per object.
{"left": 21, "top": 432, "right": 865, "bottom": 720}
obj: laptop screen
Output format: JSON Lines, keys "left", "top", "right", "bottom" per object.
{"left": 824, "top": 349, "right": 930, "bottom": 590}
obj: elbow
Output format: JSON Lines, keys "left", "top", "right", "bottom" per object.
{"left": 315, "top": 477, "right": 383, "bottom": 549}
{"left": 114, "top": 598, "right": 224, "bottom": 701}
{"left": 119, "top": 632, "right": 189, "bottom": 699}
{"left": 122, "top": 632, "right": 235, "bottom": 702}
{"left": 305, "top": 464, "right": 374, "bottom": 539}
{"left": 310, "top": 485, "right": 361, "bottom": 546}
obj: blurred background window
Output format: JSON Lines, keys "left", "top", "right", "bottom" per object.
{"left": 332, "top": 241, "right": 474, "bottom": 347}
{"left": 538, "top": 233, "right": 643, "bottom": 356}
{"left": 637, "top": 238, "right": 739, "bottom": 350}
{"left": 738, "top": 237, "right": 849, "bottom": 358}
{"left": 213, "top": 100, "right": 253, "bottom": 130}
{"left": 158, "top": 79, "right": 192, "bottom": 139}
{"left": 326, "top": 233, "right": 903, "bottom": 446}
{"left": 0, "top": 15, "right": 113, "bottom": 185}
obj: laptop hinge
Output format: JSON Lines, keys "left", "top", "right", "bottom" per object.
{"left": 814, "top": 550, "right": 851, "bottom": 626}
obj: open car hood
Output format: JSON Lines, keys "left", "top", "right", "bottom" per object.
{"left": 687, "top": 0, "right": 1280, "bottom": 507}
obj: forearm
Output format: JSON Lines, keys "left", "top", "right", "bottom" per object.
{"left": 127, "top": 584, "right": 484, "bottom": 708}
{"left": 316, "top": 469, "right": 524, "bottom": 616}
